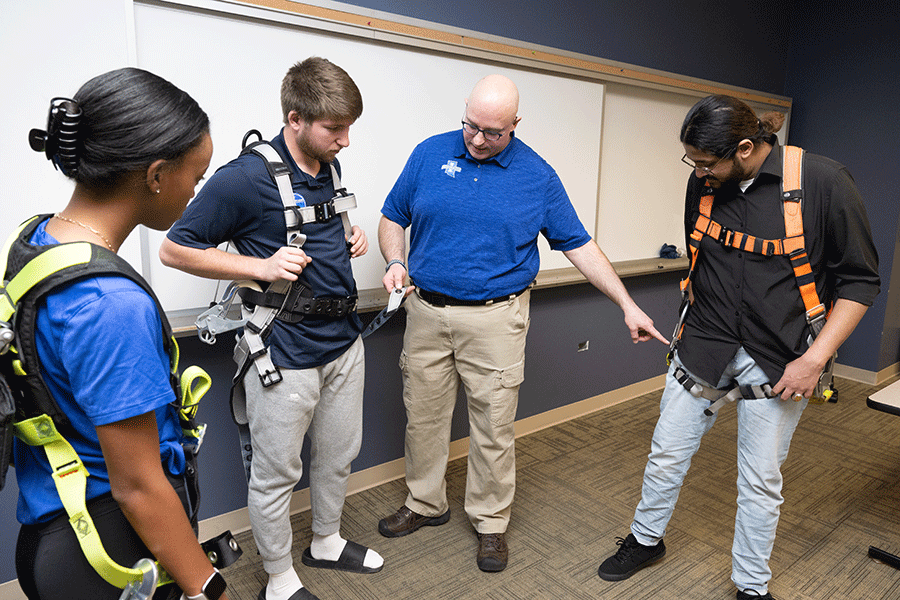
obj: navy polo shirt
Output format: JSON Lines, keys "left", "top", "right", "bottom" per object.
{"left": 382, "top": 130, "right": 591, "bottom": 300}
{"left": 167, "top": 130, "right": 362, "bottom": 369}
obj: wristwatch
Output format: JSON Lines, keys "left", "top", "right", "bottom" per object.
{"left": 385, "top": 259, "right": 407, "bottom": 273}
{"left": 184, "top": 569, "right": 227, "bottom": 600}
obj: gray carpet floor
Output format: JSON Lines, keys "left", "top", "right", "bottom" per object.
{"left": 220, "top": 376, "right": 900, "bottom": 599}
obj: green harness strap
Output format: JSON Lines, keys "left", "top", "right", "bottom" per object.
{"left": 1, "top": 217, "right": 212, "bottom": 590}
{"left": 14, "top": 414, "right": 169, "bottom": 588}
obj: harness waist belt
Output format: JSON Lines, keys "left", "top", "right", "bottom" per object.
{"left": 238, "top": 286, "right": 357, "bottom": 318}
{"left": 417, "top": 285, "right": 529, "bottom": 307}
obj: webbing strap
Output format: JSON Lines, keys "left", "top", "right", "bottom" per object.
{"left": 1, "top": 216, "right": 216, "bottom": 591}
{"left": 673, "top": 366, "right": 774, "bottom": 416}
{"left": 179, "top": 366, "right": 212, "bottom": 450}
{"left": 780, "top": 146, "right": 826, "bottom": 321}
{"left": 330, "top": 164, "right": 354, "bottom": 239}
{"left": 237, "top": 140, "right": 305, "bottom": 388}
{"left": 236, "top": 140, "right": 359, "bottom": 389}
{"left": 12, "top": 359, "right": 212, "bottom": 590}
{"left": 0, "top": 241, "right": 92, "bottom": 324}
{"left": 690, "top": 189, "right": 806, "bottom": 258}
{"left": 14, "top": 415, "right": 174, "bottom": 589}
{"left": 251, "top": 143, "right": 295, "bottom": 219}
{"left": 234, "top": 277, "right": 290, "bottom": 388}
{"left": 234, "top": 143, "right": 355, "bottom": 385}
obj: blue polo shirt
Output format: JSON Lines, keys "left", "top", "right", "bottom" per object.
{"left": 167, "top": 130, "right": 362, "bottom": 369}
{"left": 381, "top": 130, "right": 591, "bottom": 300}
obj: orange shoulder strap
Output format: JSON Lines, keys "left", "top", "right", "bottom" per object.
{"left": 781, "top": 146, "right": 826, "bottom": 320}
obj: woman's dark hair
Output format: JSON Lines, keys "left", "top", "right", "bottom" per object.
{"left": 31, "top": 67, "right": 209, "bottom": 191}
{"left": 680, "top": 94, "right": 785, "bottom": 158}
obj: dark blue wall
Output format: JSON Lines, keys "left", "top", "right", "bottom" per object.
{"left": 783, "top": 3, "right": 900, "bottom": 372}
{"left": 337, "top": 0, "right": 792, "bottom": 95}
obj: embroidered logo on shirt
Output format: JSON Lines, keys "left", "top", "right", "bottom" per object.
{"left": 293, "top": 193, "right": 306, "bottom": 207}
{"left": 441, "top": 160, "right": 461, "bottom": 178}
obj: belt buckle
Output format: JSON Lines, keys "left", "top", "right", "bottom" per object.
{"left": 423, "top": 290, "right": 445, "bottom": 307}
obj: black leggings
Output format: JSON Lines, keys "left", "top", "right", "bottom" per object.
{"left": 15, "top": 460, "right": 199, "bottom": 600}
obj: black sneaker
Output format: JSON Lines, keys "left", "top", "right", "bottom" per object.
{"left": 597, "top": 533, "right": 666, "bottom": 581}
{"left": 736, "top": 591, "right": 774, "bottom": 600}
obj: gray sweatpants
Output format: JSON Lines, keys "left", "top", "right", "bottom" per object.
{"left": 243, "top": 337, "right": 365, "bottom": 575}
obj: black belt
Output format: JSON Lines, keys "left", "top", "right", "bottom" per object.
{"left": 417, "top": 285, "right": 530, "bottom": 307}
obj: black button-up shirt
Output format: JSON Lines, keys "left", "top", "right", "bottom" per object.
{"left": 678, "top": 144, "right": 880, "bottom": 386}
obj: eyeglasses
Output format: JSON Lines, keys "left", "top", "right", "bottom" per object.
{"left": 681, "top": 149, "right": 735, "bottom": 174}
{"left": 461, "top": 120, "right": 506, "bottom": 142}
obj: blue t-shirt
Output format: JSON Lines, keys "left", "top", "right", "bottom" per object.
{"left": 15, "top": 221, "right": 184, "bottom": 525}
{"left": 381, "top": 130, "right": 591, "bottom": 300}
{"left": 166, "top": 131, "right": 362, "bottom": 369}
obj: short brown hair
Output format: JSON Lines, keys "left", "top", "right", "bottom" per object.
{"left": 280, "top": 57, "right": 363, "bottom": 124}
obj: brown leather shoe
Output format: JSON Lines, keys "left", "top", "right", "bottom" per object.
{"left": 476, "top": 532, "right": 508, "bottom": 572}
{"left": 378, "top": 505, "right": 450, "bottom": 537}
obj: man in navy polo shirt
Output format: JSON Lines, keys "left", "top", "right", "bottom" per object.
{"left": 161, "top": 57, "right": 382, "bottom": 600}
{"left": 376, "top": 73, "right": 668, "bottom": 572}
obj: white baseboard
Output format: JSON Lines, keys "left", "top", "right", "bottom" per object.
{"left": 834, "top": 361, "right": 896, "bottom": 386}
{"left": 0, "top": 372, "right": 675, "bottom": 599}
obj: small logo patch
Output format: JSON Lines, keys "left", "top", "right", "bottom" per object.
{"left": 441, "top": 160, "right": 461, "bottom": 178}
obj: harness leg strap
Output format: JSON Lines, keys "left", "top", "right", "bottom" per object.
{"left": 674, "top": 366, "right": 774, "bottom": 417}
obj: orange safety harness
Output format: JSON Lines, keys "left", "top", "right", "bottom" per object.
{"left": 666, "top": 145, "right": 836, "bottom": 414}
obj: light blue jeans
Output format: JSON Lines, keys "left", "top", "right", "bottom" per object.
{"left": 631, "top": 347, "right": 807, "bottom": 595}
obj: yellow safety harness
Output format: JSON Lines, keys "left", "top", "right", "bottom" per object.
{"left": 0, "top": 215, "right": 214, "bottom": 594}
{"left": 667, "top": 146, "right": 836, "bottom": 414}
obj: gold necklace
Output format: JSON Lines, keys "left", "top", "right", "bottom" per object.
{"left": 53, "top": 213, "right": 115, "bottom": 251}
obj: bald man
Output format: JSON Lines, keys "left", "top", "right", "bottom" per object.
{"left": 377, "top": 74, "right": 667, "bottom": 572}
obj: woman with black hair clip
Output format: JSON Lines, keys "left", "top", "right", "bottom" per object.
{"left": 11, "top": 67, "right": 228, "bottom": 600}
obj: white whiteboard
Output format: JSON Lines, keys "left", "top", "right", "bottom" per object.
{"left": 595, "top": 84, "right": 789, "bottom": 263}
{"left": 133, "top": 1, "right": 604, "bottom": 312}
{"left": 596, "top": 85, "right": 698, "bottom": 262}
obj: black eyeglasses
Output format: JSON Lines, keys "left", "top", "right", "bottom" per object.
{"left": 681, "top": 148, "right": 736, "bottom": 174}
{"left": 461, "top": 120, "right": 505, "bottom": 142}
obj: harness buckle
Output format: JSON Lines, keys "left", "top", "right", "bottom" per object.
{"left": 715, "top": 226, "right": 732, "bottom": 245}
{"left": 259, "top": 368, "right": 282, "bottom": 387}
{"left": 782, "top": 189, "right": 802, "bottom": 202}
{"left": 314, "top": 201, "right": 336, "bottom": 222}
{"left": 0, "top": 322, "right": 14, "bottom": 355}
{"left": 117, "top": 558, "right": 158, "bottom": 600}
{"left": 806, "top": 304, "right": 827, "bottom": 337}
{"left": 53, "top": 458, "right": 84, "bottom": 479}
{"left": 195, "top": 282, "right": 251, "bottom": 345}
